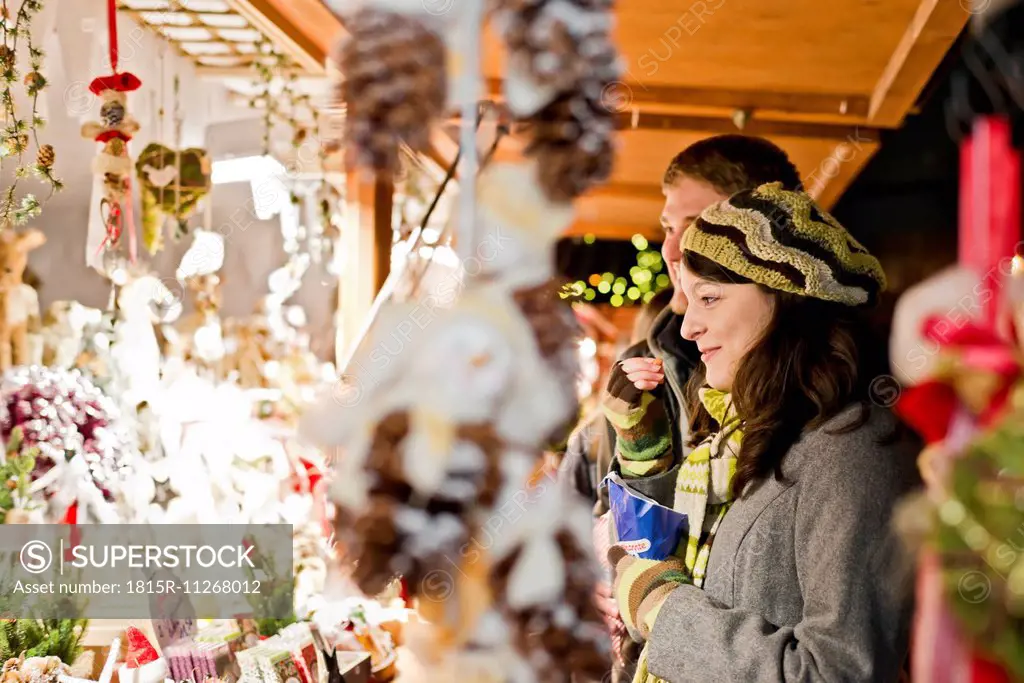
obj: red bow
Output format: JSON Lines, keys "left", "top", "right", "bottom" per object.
{"left": 896, "top": 316, "right": 1021, "bottom": 444}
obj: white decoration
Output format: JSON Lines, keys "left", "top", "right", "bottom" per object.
{"left": 98, "top": 636, "right": 121, "bottom": 683}
{"left": 142, "top": 164, "right": 178, "bottom": 188}
{"left": 176, "top": 229, "right": 225, "bottom": 280}
{"left": 504, "top": 536, "right": 565, "bottom": 609}
{"left": 4, "top": 283, "right": 39, "bottom": 325}
{"left": 503, "top": 62, "right": 558, "bottom": 117}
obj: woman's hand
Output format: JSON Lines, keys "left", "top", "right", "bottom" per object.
{"left": 602, "top": 357, "right": 673, "bottom": 473}
{"left": 609, "top": 357, "right": 665, "bottom": 398}
{"left": 609, "top": 546, "right": 688, "bottom": 641}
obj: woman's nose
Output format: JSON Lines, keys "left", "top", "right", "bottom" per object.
{"left": 681, "top": 309, "right": 703, "bottom": 341}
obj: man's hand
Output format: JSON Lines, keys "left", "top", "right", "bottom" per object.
{"left": 596, "top": 580, "right": 628, "bottom": 664}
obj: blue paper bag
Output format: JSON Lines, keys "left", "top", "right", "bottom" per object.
{"left": 604, "top": 472, "right": 689, "bottom": 561}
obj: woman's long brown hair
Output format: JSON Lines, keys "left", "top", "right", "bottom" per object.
{"left": 682, "top": 251, "right": 888, "bottom": 497}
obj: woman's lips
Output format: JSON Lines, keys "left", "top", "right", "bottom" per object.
{"left": 701, "top": 348, "right": 719, "bottom": 362}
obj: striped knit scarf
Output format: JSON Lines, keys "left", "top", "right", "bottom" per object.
{"left": 633, "top": 387, "right": 742, "bottom": 683}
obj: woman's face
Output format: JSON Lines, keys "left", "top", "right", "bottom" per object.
{"left": 679, "top": 262, "right": 775, "bottom": 391}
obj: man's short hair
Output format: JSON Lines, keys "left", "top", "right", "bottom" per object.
{"left": 662, "top": 135, "right": 802, "bottom": 195}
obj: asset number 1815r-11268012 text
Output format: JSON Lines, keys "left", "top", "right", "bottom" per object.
{"left": 126, "top": 579, "right": 261, "bottom": 594}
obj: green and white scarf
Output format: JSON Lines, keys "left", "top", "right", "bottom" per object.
{"left": 634, "top": 387, "right": 742, "bottom": 683}
{"left": 674, "top": 387, "right": 742, "bottom": 587}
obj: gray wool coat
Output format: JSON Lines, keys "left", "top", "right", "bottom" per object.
{"left": 622, "top": 403, "right": 920, "bottom": 683}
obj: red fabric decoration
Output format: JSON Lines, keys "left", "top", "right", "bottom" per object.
{"left": 971, "top": 655, "right": 1012, "bottom": 683}
{"left": 88, "top": 72, "right": 141, "bottom": 96}
{"left": 61, "top": 502, "right": 80, "bottom": 563}
{"left": 896, "top": 381, "right": 959, "bottom": 444}
{"left": 124, "top": 626, "right": 160, "bottom": 668}
{"left": 95, "top": 130, "right": 133, "bottom": 144}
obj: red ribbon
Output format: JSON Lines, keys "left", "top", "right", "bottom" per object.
{"left": 61, "top": 501, "right": 80, "bottom": 563}
{"left": 107, "top": 0, "right": 118, "bottom": 72}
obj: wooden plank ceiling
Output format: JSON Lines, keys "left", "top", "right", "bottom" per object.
{"left": 182, "top": 0, "right": 970, "bottom": 242}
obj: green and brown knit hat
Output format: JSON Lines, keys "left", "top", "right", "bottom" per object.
{"left": 680, "top": 182, "right": 886, "bottom": 306}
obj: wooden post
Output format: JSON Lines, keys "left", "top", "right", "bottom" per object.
{"left": 336, "top": 169, "right": 394, "bottom": 367}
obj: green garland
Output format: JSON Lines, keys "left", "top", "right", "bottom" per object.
{"left": 931, "top": 391, "right": 1024, "bottom": 678}
{"left": 0, "top": 0, "right": 61, "bottom": 226}
{"left": 0, "top": 619, "right": 88, "bottom": 664}
{"left": 0, "top": 426, "right": 37, "bottom": 522}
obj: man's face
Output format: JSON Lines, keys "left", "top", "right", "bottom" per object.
{"left": 660, "top": 177, "right": 729, "bottom": 314}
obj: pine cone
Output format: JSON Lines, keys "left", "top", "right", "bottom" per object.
{"left": 490, "top": 529, "right": 610, "bottom": 683}
{"left": 525, "top": 87, "right": 616, "bottom": 202}
{"left": 334, "top": 9, "right": 447, "bottom": 172}
{"left": 5, "top": 133, "right": 28, "bottom": 155}
{"left": 512, "top": 279, "right": 581, "bottom": 445}
{"left": 335, "top": 409, "right": 510, "bottom": 601}
{"left": 493, "top": 0, "right": 618, "bottom": 94}
{"left": 22, "top": 72, "right": 42, "bottom": 90}
{"left": 36, "top": 144, "right": 54, "bottom": 170}
{"left": 100, "top": 100, "right": 125, "bottom": 129}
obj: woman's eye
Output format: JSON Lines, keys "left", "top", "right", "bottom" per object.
{"left": 701, "top": 296, "right": 719, "bottom": 306}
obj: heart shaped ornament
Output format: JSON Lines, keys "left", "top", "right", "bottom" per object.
{"left": 135, "top": 142, "right": 212, "bottom": 254}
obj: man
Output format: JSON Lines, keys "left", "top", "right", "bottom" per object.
{"left": 572, "top": 134, "right": 802, "bottom": 682}
{"left": 607, "top": 134, "right": 803, "bottom": 499}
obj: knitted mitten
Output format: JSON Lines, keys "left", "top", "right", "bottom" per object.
{"left": 610, "top": 546, "right": 690, "bottom": 642}
{"left": 601, "top": 360, "right": 673, "bottom": 477}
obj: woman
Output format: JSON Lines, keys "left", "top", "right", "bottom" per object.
{"left": 603, "top": 182, "right": 919, "bottom": 682}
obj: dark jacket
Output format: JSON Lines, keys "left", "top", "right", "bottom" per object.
{"left": 558, "top": 307, "right": 701, "bottom": 513}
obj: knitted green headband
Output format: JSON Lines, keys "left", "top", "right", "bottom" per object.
{"left": 680, "top": 182, "right": 887, "bottom": 306}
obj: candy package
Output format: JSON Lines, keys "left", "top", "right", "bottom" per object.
{"left": 604, "top": 472, "right": 689, "bottom": 560}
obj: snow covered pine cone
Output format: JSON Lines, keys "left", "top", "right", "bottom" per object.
{"left": 490, "top": 529, "right": 611, "bottom": 683}
{"left": 333, "top": 8, "right": 447, "bottom": 172}
{"left": 492, "top": 0, "right": 618, "bottom": 94}
{"left": 526, "top": 90, "right": 616, "bottom": 202}
{"left": 512, "top": 279, "right": 582, "bottom": 447}
{"left": 334, "top": 412, "right": 505, "bottom": 597}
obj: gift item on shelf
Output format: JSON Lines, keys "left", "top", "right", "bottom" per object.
{"left": 39, "top": 301, "right": 103, "bottom": 370}
{"left": 0, "top": 365, "right": 139, "bottom": 523}
{"left": 111, "top": 275, "right": 177, "bottom": 411}
{"left": 171, "top": 230, "right": 227, "bottom": 376}
{"left": 0, "top": 229, "right": 46, "bottom": 371}
{"left": 116, "top": 628, "right": 167, "bottom": 683}
{"left": 1, "top": 655, "right": 71, "bottom": 683}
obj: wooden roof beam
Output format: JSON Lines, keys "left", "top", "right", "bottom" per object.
{"left": 868, "top": 0, "right": 969, "bottom": 126}
{"left": 485, "top": 78, "right": 870, "bottom": 120}
{"left": 613, "top": 111, "right": 882, "bottom": 143}
{"left": 222, "top": 0, "right": 343, "bottom": 73}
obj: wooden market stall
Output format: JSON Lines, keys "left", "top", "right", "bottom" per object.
{"left": 206, "top": 0, "right": 970, "bottom": 355}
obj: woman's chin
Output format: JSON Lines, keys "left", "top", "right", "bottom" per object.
{"left": 704, "top": 367, "right": 731, "bottom": 392}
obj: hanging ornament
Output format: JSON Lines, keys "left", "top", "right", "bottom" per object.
{"left": 81, "top": 0, "right": 141, "bottom": 278}
{"left": 329, "top": 5, "right": 447, "bottom": 172}
{"left": 493, "top": 0, "right": 621, "bottom": 202}
{"left": 135, "top": 143, "right": 211, "bottom": 253}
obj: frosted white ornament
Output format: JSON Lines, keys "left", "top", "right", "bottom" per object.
{"left": 503, "top": 62, "right": 559, "bottom": 117}
{"left": 504, "top": 536, "right": 565, "bottom": 609}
